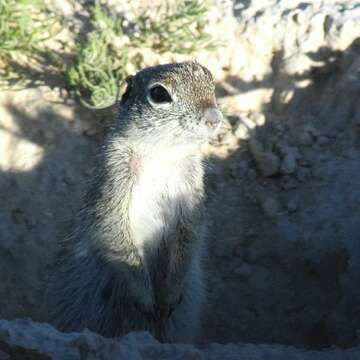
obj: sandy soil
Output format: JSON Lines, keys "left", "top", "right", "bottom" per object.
{"left": 0, "top": 0, "right": 360, "bottom": 352}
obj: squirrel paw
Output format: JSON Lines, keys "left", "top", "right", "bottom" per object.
{"left": 132, "top": 294, "right": 184, "bottom": 321}
{"left": 154, "top": 294, "right": 184, "bottom": 320}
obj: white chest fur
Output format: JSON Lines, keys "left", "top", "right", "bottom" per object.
{"left": 129, "top": 145, "right": 198, "bottom": 262}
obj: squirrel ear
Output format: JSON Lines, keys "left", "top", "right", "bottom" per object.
{"left": 119, "top": 75, "right": 134, "bottom": 104}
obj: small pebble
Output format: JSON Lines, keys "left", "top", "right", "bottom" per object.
{"left": 234, "top": 116, "right": 256, "bottom": 140}
{"left": 262, "top": 197, "right": 281, "bottom": 217}
{"left": 318, "top": 154, "right": 329, "bottom": 162}
{"left": 326, "top": 129, "right": 338, "bottom": 139}
{"left": 298, "top": 131, "right": 313, "bottom": 146}
{"left": 286, "top": 199, "right": 298, "bottom": 213}
{"left": 317, "top": 135, "right": 330, "bottom": 146}
{"left": 280, "top": 153, "right": 297, "bottom": 175}
{"left": 249, "top": 139, "right": 280, "bottom": 176}
{"left": 247, "top": 168, "right": 257, "bottom": 180}
{"left": 281, "top": 177, "right": 298, "bottom": 190}
{"left": 303, "top": 124, "right": 319, "bottom": 138}
{"left": 256, "top": 151, "right": 280, "bottom": 177}
{"left": 234, "top": 122, "right": 251, "bottom": 140}
{"left": 251, "top": 112, "right": 266, "bottom": 126}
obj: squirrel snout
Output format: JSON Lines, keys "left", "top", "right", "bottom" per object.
{"left": 203, "top": 107, "right": 223, "bottom": 130}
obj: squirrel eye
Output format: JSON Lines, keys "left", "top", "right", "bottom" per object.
{"left": 149, "top": 85, "right": 172, "bottom": 104}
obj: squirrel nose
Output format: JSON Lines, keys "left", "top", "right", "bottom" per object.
{"left": 203, "top": 107, "right": 223, "bottom": 129}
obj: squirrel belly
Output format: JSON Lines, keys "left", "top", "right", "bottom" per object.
{"left": 129, "top": 143, "right": 203, "bottom": 263}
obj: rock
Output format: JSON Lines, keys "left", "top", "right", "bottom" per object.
{"left": 204, "top": 0, "right": 360, "bottom": 111}
{"left": 326, "top": 130, "right": 339, "bottom": 139}
{"left": 234, "top": 115, "right": 257, "bottom": 140}
{"left": 234, "top": 122, "right": 251, "bottom": 140}
{"left": 262, "top": 197, "right": 281, "bottom": 217}
{"left": 249, "top": 139, "right": 280, "bottom": 177}
{"left": 317, "top": 136, "right": 330, "bottom": 146}
{"left": 318, "top": 154, "right": 330, "bottom": 163}
{"left": 276, "top": 144, "right": 300, "bottom": 159}
{"left": 286, "top": 199, "right": 299, "bottom": 213}
{"left": 280, "top": 153, "right": 297, "bottom": 175}
{"left": 255, "top": 151, "right": 280, "bottom": 177}
{"left": 1, "top": 319, "right": 360, "bottom": 359}
{"left": 303, "top": 124, "right": 320, "bottom": 139}
{"left": 247, "top": 168, "right": 257, "bottom": 180}
{"left": 250, "top": 112, "right": 266, "bottom": 126}
{"left": 298, "top": 131, "right": 314, "bottom": 146}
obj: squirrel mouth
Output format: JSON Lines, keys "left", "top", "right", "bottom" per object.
{"left": 205, "top": 119, "right": 219, "bottom": 129}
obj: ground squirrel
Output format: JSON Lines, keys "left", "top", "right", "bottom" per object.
{"left": 48, "top": 61, "right": 222, "bottom": 343}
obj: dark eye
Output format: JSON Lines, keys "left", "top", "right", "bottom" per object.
{"left": 149, "top": 85, "right": 172, "bottom": 104}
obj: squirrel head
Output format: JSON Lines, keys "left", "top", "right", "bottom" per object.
{"left": 117, "top": 61, "right": 223, "bottom": 146}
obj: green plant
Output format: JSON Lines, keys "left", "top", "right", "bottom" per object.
{"left": 0, "top": 0, "right": 217, "bottom": 108}
{"left": 0, "top": 0, "right": 62, "bottom": 83}
{"left": 133, "top": 0, "right": 217, "bottom": 54}
{"left": 67, "top": 0, "right": 217, "bottom": 109}
{"left": 67, "top": 3, "right": 129, "bottom": 108}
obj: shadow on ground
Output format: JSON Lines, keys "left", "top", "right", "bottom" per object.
{"left": 0, "top": 39, "right": 359, "bottom": 350}
{"left": 202, "top": 38, "right": 360, "bottom": 348}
